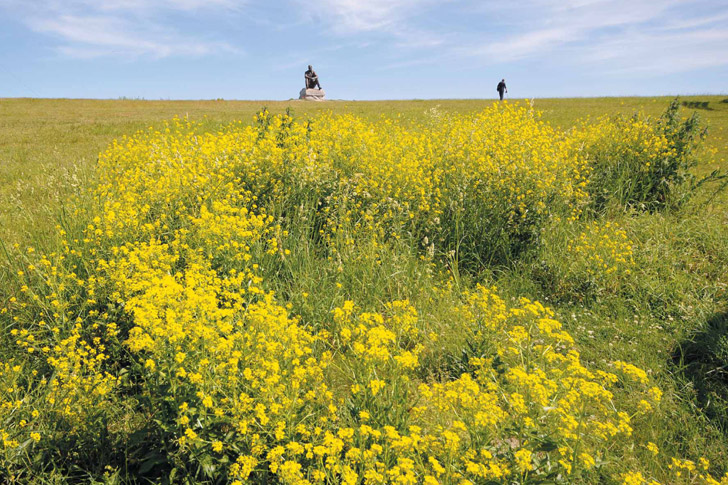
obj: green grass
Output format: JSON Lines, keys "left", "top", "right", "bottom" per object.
{"left": 1, "top": 95, "right": 728, "bottom": 481}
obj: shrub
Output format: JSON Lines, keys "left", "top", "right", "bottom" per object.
{"left": 571, "top": 99, "right": 707, "bottom": 212}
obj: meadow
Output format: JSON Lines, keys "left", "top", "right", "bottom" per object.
{"left": 0, "top": 95, "right": 727, "bottom": 484}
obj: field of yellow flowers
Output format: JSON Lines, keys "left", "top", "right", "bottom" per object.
{"left": 1, "top": 99, "right": 728, "bottom": 484}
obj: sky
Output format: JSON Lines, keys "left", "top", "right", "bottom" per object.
{"left": 0, "top": 0, "right": 726, "bottom": 100}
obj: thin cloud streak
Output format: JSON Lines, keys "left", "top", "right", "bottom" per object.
{"left": 29, "top": 14, "right": 240, "bottom": 58}
{"left": 582, "top": 28, "right": 728, "bottom": 75}
{"left": 437, "top": 0, "right": 728, "bottom": 79}
{"left": 294, "top": 0, "right": 438, "bottom": 34}
{"left": 455, "top": 0, "right": 689, "bottom": 61}
{"left": 3, "top": 0, "right": 242, "bottom": 59}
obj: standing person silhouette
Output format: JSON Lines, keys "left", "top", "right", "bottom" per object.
{"left": 497, "top": 79, "right": 507, "bottom": 101}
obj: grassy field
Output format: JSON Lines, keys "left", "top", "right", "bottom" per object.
{"left": 1, "top": 95, "right": 727, "bottom": 483}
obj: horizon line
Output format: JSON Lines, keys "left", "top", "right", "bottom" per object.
{"left": 2, "top": 93, "right": 727, "bottom": 102}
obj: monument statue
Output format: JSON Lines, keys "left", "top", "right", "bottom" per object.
{"left": 305, "top": 65, "right": 322, "bottom": 89}
{"left": 300, "top": 65, "right": 325, "bottom": 101}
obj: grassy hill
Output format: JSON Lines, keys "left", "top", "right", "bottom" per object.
{"left": 0, "top": 96, "right": 727, "bottom": 483}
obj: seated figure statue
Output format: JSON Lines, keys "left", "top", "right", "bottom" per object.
{"left": 304, "top": 65, "right": 322, "bottom": 90}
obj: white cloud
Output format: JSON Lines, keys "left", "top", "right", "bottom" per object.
{"left": 32, "top": 0, "right": 240, "bottom": 13}
{"left": 462, "top": 0, "right": 686, "bottom": 61}
{"left": 470, "top": 27, "right": 579, "bottom": 60}
{"left": 582, "top": 28, "right": 728, "bottom": 75}
{"left": 449, "top": 0, "right": 728, "bottom": 78}
{"left": 292, "top": 0, "right": 449, "bottom": 61}
{"left": 31, "top": 15, "right": 159, "bottom": 51}
{"left": 284, "top": 0, "right": 728, "bottom": 81}
{"left": 652, "top": 10, "right": 728, "bottom": 32}
{"left": 29, "top": 14, "right": 238, "bottom": 58}
{"left": 2, "top": 0, "right": 242, "bottom": 58}
{"left": 296, "top": 0, "right": 437, "bottom": 33}
{"left": 2, "top": 0, "right": 727, "bottom": 80}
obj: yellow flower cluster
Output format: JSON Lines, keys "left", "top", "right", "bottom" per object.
{"left": 237, "top": 105, "right": 590, "bottom": 265}
{"left": 566, "top": 220, "right": 635, "bottom": 285}
{"left": 2, "top": 107, "right": 724, "bottom": 483}
{"left": 540, "top": 218, "right": 636, "bottom": 298}
{"left": 567, "top": 112, "right": 686, "bottom": 210}
{"left": 572, "top": 115, "right": 674, "bottom": 170}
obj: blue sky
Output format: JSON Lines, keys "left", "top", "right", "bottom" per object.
{"left": 0, "top": 0, "right": 726, "bottom": 100}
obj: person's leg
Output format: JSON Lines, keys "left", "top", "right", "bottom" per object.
{"left": 499, "top": 91, "right": 504, "bottom": 100}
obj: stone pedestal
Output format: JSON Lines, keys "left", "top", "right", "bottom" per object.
{"left": 299, "top": 88, "right": 326, "bottom": 101}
